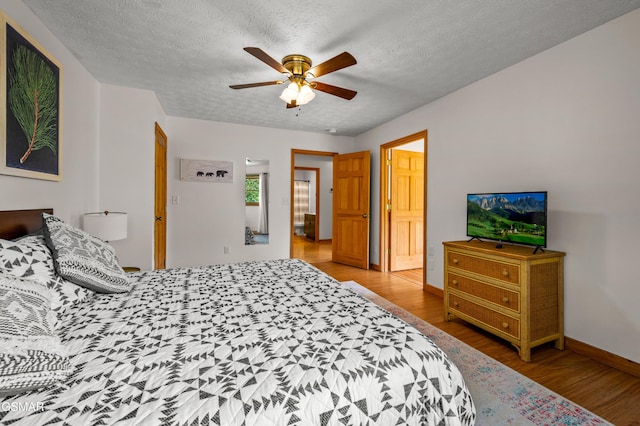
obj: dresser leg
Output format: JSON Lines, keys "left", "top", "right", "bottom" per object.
{"left": 514, "top": 344, "right": 532, "bottom": 362}
{"left": 555, "top": 337, "right": 565, "bottom": 350}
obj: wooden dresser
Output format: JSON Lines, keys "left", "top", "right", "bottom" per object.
{"left": 304, "top": 214, "right": 316, "bottom": 241}
{"left": 443, "top": 240, "right": 565, "bottom": 361}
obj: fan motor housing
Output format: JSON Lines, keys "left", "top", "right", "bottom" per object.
{"left": 282, "top": 55, "right": 312, "bottom": 76}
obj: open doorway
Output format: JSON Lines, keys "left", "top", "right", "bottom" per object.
{"left": 291, "top": 149, "right": 372, "bottom": 269}
{"left": 290, "top": 150, "right": 336, "bottom": 263}
{"left": 379, "top": 130, "right": 428, "bottom": 288}
{"left": 293, "top": 167, "right": 319, "bottom": 241}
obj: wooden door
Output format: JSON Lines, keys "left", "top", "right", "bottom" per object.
{"left": 390, "top": 150, "right": 424, "bottom": 271}
{"left": 332, "top": 151, "right": 370, "bottom": 269}
{"left": 154, "top": 123, "right": 167, "bottom": 269}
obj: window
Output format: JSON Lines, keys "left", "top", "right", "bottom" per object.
{"left": 245, "top": 174, "right": 259, "bottom": 206}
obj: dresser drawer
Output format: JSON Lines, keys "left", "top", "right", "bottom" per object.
{"left": 448, "top": 294, "right": 520, "bottom": 339}
{"left": 447, "top": 273, "right": 520, "bottom": 312}
{"left": 447, "top": 251, "right": 520, "bottom": 285}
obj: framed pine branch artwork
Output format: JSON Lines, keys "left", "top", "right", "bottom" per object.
{"left": 0, "top": 11, "right": 62, "bottom": 181}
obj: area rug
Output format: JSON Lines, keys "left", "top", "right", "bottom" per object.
{"left": 340, "top": 280, "right": 611, "bottom": 426}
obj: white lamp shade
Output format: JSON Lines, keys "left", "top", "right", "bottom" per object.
{"left": 279, "top": 82, "right": 299, "bottom": 103}
{"left": 296, "top": 85, "right": 315, "bottom": 105}
{"left": 83, "top": 212, "right": 128, "bottom": 241}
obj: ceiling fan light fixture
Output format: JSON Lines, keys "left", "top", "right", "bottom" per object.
{"left": 232, "top": 48, "right": 356, "bottom": 106}
{"left": 279, "top": 82, "right": 299, "bottom": 103}
{"left": 296, "top": 84, "right": 315, "bottom": 105}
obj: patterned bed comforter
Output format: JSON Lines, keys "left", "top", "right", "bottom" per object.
{"left": 1, "top": 259, "right": 475, "bottom": 425}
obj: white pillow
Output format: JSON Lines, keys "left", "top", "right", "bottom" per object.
{"left": 0, "top": 236, "right": 93, "bottom": 325}
{"left": 0, "top": 272, "right": 71, "bottom": 395}
{"left": 16, "top": 235, "right": 94, "bottom": 314}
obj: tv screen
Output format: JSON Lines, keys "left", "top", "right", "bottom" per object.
{"left": 467, "top": 191, "right": 547, "bottom": 247}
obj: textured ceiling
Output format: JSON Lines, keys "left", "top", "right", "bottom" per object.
{"left": 23, "top": 0, "right": 640, "bottom": 136}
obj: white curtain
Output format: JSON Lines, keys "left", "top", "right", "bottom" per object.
{"left": 258, "top": 173, "right": 269, "bottom": 234}
{"left": 293, "top": 180, "right": 310, "bottom": 225}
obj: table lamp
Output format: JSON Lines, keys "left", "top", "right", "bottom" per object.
{"left": 83, "top": 211, "right": 127, "bottom": 242}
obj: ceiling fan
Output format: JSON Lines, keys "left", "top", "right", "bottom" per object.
{"left": 230, "top": 47, "right": 357, "bottom": 108}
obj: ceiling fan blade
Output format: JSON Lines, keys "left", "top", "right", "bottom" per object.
{"left": 286, "top": 100, "right": 297, "bottom": 109}
{"left": 307, "top": 52, "right": 356, "bottom": 78}
{"left": 244, "top": 47, "right": 288, "bottom": 74}
{"left": 313, "top": 81, "right": 357, "bottom": 100}
{"left": 229, "top": 81, "right": 283, "bottom": 89}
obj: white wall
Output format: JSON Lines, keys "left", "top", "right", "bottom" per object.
{"left": 0, "top": 0, "right": 100, "bottom": 226}
{"left": 98, "top": 84, "right": 167, "bottom": 270}
{"left": 355, "top": 10, "right": 640, "bottom": 363}
{"left": 166, "top": 116, "right": 351, "bottom": 267}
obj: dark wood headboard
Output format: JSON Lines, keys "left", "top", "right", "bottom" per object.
{"left": 0, "top": 209, "right": 53, "bottom": 240}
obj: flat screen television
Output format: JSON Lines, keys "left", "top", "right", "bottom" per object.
{"left": 467, "top": 191, "right": 547, "bottom": 249}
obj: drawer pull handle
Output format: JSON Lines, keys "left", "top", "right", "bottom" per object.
{"left": 453, "top": 258, "right": 459, "bottom": 265}
{"left": 502, "top": 269, "right": 509, "bottom": 277}
{"left": 502, "top": 297, "right": 509, "bottom": 303}
{"left": 453, "top": 301, "right": 459, "bottom": 307}
{"left": 502, "top": 322, "right": 509, "bottom": 329}
{"left": 452, "top": 280, "right": 458, "bottom": 286}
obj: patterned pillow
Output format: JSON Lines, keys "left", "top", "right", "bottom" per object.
{"left": 42, "top": 213, "right": 130, "bottom": 293}
{"left": 18, "top": 236, "right": 94, "bottom": 310}
{"left": 0, "top": 237, "right": 93, "bottom": 324}
{"left": 0, "top": 272, "right": 71, "bottom": 395}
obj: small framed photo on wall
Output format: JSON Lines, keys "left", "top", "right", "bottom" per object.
{"left": 0, "top": 10, "right": 63, "bottom": 181}
{"left": 180, "top": 159, "right": 234, "bottom": 183}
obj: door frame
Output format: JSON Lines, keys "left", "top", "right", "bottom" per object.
{"left": 294, "top": 166, "right": 320, "bottom": 241}
{"left": 379, "top": 130, "right": 428, "bottom": 283}
{"left": 290, "top": 149, "right": 337, "bottom": 257}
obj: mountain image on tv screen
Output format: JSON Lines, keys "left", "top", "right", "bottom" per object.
{"left": 467, "top": 192, "right": 547, "bottom": 247}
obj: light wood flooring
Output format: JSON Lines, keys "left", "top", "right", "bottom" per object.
{"left": 292, "top": 236, "right": 640, "bottom": 425}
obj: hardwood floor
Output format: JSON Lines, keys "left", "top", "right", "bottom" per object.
{"left": 390, "top": 268, "right": 423, "bottom": 286}
{"left": 292, "top": 237, "right": 640, "bottom": 425}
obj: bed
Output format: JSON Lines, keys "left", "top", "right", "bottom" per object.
{"left": 0, "top": 209, "right": 475, "bottom": 425}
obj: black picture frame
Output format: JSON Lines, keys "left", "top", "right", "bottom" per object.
{"left": 1, "top": 11, "right": 62, "bottom": 181}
